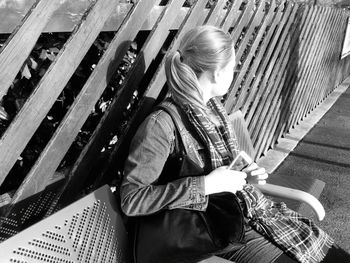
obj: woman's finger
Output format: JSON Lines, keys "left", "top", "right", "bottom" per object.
{"left": 250, "top": 167, "right": 266, "bottom": 176}
{"left": 255, "top": 172, "right": 268, "bottom": 180}
{"left": 243, "top": 162, "right": 259, "bottom": 172}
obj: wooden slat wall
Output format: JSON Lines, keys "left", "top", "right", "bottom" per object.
{"left": 251, "top": 4, "right": 317, "bottom": 156}
{"left": 224, "top": 1, "right": 350, "bottom": 159}
{"left": 260, "top": 6, "right": 331, "bottom": 157}
{"left": 269, "top": 7, "right": 345, "bottom": 155}
{"left": 0, "top": 0, "right": 120, "bottom": 186}
{"left": 9, "top": 0, "right": 160, "bottom": 205}
{"left": 0, "top": 0, "right": 349, "bottom": 218}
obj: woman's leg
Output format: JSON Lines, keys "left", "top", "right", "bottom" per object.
{"left": 273, "top": 253, "right": 298, "bottom": 263}
{"left": 218, "top": 226, "right": 283, "bottom": 263}
{"left": 274, "top": 244, "right": 350, "bottom": 263}
{"left": 320, "top": 244, "right": 350, "bottom": 263}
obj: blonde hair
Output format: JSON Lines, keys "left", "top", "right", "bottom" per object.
{"left": 165, "top": 25, "right": 235, "bottom": 110}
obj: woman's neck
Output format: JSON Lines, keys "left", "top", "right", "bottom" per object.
{"left": 198, "top": 71, "right": 215, "bottom": 104}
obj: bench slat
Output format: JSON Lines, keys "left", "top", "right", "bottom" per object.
{"left": 0, "top": 0, "right": 61, "bottom": 100}
{"left": 205, "top": 0, "right": 227, "bottom": 26}
{"left": 221, "top": 0, "right": 244, "bottom": 32}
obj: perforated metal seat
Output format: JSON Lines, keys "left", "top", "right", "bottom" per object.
{"left": 0, "top": 185, "right": 130, "bottom": 263}
{"left": 0, "top": 179, "right": 65, "bottom": 243}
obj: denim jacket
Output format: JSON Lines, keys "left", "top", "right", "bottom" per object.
{"left": 120, "top": 105, "right": 210, "bottom": 216}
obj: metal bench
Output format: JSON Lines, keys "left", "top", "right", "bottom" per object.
{"left": 0, "top": 110, "right": 326, "bottom": 263}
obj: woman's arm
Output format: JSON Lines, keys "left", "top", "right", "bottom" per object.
{"left": 120, "top": 111, "right": 207, "bottom": 216}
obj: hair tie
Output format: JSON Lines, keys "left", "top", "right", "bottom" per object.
{"left": 177, "top": 50, "right": 183, "bottom": 62}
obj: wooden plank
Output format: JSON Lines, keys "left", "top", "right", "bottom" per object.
{"left": 286, "top": 7, "right": 335, "bottom": 126}
{"left": 254, "top": 6, "right": 322, "bottom": 156}
{"left": 0, "top": 0, "right": 62, "bottom": 100}
{"left": 271, "top": 6, "right": 326, "bottom": 132}
{"left": 224, "top": 0, "right": 264, "bottom": 109}
{"left": 248, "top": 4, "right": 315, "bottom": 139}
{"left": 0, "top": 4, "right": 213, "bottom": 33}
{"left": 258, "top": 7, "right": 333, "bottom": 156}
{"left": 266, "top": 7, "right": 326, "bottom": 142}
{"left": 8, "top": 0, "right": 159, "bottom": 204}
{"left": 248, "top": 3, "right": 303, "bottom": 141}
{"left": 294, "top": 9, "right": 342, "bottom": 126}
{"left": 305, "top": 10, "right": 344, "bottom": 117}
{"left": 308, "top": 15, "right": 343, "bottom": 113}
{"left": 235, "top": 0, "right": 266, "bottom": 62}
{"left": 268, "top": 15, "right": 338, "bottom": 156}
{"left": 0, "top": 0, "right": 119, "bottom": 187}
{"left": 204, "top": 0, "right": 228, "bottom": 26}
{"left": 232, "top": 0, "right": 280, "bottom": 112}
{"left": 231, "top": 0, "right": 255, "bottom": 45}
{"left": 268, "top": 8, "right": 337, "bottom": 153}
{"left": 286, "top": 8, "right": 335, "bottom": 129}
{"left": 272, "top": 7, "right": 334, "bottom": 142}
{"left": 221, "top": 0, "right": 243, "bottom": 32}
{"left": 240, "top": 0, "right": 290, "bottom": 118}
{"left": 224, "top": 0, "right": 279, "bottom": 114}
{"left": 55, "top": 0, "right": 190, "bottom": 206}
{"left": 250, "top": 4, "right": 312, "bottom": 156}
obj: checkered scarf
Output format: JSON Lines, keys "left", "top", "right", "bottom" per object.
{"left": 186, "top": 98, "right": 334, "bottom": 263}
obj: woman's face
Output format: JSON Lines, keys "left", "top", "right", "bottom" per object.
{"left": 210, "top": 56, "right": 236, "bottom": 98}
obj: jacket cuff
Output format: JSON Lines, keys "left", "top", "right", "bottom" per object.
{"left": 183, "top": 176, "right": 208, "bottom": 211}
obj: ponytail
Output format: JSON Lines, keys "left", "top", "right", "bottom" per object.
{"left": 165, "top": 50, "right": 205, "bottom": 111}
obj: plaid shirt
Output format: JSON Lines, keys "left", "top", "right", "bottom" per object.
{"left": 186, "top": 98, "right": 333, "bottom": 263}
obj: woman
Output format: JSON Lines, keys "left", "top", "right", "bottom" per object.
{"left": 120, "top": 25, "right": 348, "bottom": 263}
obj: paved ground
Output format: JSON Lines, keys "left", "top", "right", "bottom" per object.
{"left": 272, "top": 86, "right": 350, "bottom": 253}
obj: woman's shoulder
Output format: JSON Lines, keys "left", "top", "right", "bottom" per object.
{"left": 137, "top": 105, "right": 176, "bottom": 143}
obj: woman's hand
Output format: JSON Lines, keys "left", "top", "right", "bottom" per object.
{"left": 204, "top": 166, "right": 247, "bottom": 195}
{"left": 243, "top": 162, "right": 268, "bottom": 185}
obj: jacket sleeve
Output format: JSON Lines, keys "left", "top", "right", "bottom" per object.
{"left": 120, "top": 111, "right": 208, "bottom": 216}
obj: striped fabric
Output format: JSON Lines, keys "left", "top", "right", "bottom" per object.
{"left": 186, "top": 98, "right": 333, "bottom": 263}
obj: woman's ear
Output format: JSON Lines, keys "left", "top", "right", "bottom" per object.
{"left": 198, "top": 70, "right": 216, "bottom": 84}
{"left": 213, "top": 68, "right": 221, "bottom": 84}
